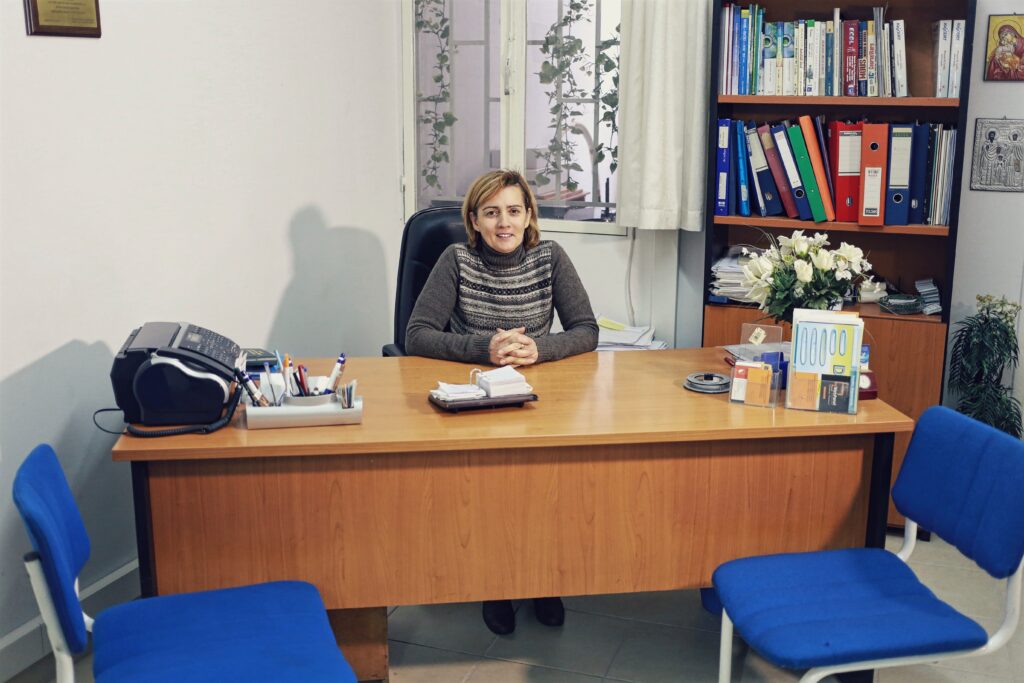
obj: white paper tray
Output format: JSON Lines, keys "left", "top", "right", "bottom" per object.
{"left": 245, "top": 396, "right": 363, "bottom": 430}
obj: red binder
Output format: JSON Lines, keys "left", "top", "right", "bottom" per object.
{"left": 757, "top": 124, "right": 798, "bottom": 218}
{"left": 829, "top": 121, "right": 863, "bottom": 222}
{"left": 798, "top": 115, "right": 835, "bottom": 221}
{"left": 858, "top": 123, "right": 889, "bottom": 226}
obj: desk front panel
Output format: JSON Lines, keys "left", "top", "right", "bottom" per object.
{"left": 147, "top": 434, "right": 871, "bottom": 607}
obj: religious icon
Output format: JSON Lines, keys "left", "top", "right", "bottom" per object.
{"left": 971, "top": 118, "right": 1024, "bottom": 192}
{"left": 985, "top": 15, "right": 1024, "bottom": 82}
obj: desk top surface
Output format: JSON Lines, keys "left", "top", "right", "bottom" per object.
{"left": 112, "top": 348, "right": 914, "bottom": 461}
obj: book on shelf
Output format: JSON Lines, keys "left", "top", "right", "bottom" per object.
{"left": 933, "top": 20, "right": 952, "bottom": 97}
{"left": 719, "top": 5, "right": 974, "bottom": 99}
{"left": 715, "top": 114, "right": 957, "bottom": 228}
{"left": 948, "top": 19, "right": 966, "bottom": 97}
{"left": 892, "top": 19, "right": 908, "bottom": 97}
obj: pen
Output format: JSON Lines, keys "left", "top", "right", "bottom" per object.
{"left": 263, "top": 362, "right": 278, "bottom": 405}
{"left": 723, "top": 356, "right": 736, "bottom": 367}
{"left": 298, "top": 365, "right": 310, "bottom": 396}
{"left": 235, "top": 368, "right": 270, "bottom": 407}
{"left": 326, "top": 353, "right": 346, "bottom": 393}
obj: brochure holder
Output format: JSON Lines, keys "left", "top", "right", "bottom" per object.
{"left": 726, "top": 322, "right": 785, "bottom": 408}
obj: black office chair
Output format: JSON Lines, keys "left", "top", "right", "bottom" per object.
{"left": 383, "top": 206, "right": 466, "bottom": 356}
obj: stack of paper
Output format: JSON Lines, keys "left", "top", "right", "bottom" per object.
{"left": 916, "top": 278, "right": 942, "bottom": 316}
{"left": 710, "top": 248, "right": 757, "bottom": 303}
{"left": 596, "top": 322, "right": 668, "bottom": 351}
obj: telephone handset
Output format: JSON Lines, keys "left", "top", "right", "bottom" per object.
{"left": 111, "top": 322, "right": 246, "bottom": 435}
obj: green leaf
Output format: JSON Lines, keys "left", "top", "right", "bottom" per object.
{"left": 438, "top": 135, "right": 448, "bottom": 145}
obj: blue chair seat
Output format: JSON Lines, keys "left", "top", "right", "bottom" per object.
{"left": 713, "top": 547, "right": 988, "bottom": 669}
{"left": 93, "top": 581, "right": 355, "bottom": 683}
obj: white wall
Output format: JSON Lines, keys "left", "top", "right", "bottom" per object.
{"left": 947, "top": 0, "right": 1024, "bottom": 403}
{"left": 0, "top": 1, "right": 669, "bottom": 678}
{"left": 0, "top": 0, "right": 406, "bottom": 676}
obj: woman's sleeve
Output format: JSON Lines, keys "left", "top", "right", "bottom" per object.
{"left": 405, "top": 246, "right": 493, "bottom": 364}
{"left": 535, "top": 242, "right": 599, "bottom": 362}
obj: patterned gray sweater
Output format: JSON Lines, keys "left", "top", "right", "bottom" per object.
{"left": 406, "top": 240, "right": 598, "bottom": 365}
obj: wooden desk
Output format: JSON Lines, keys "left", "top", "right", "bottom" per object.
{"left": 114, "top": 348, "right": 913, "bottom": 681}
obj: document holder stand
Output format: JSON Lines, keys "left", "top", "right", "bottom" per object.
{"left": 246, "top": 396, "right": 363, "bottom": 429}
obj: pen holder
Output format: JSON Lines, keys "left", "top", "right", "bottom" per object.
{"left": 282, "top": 393, "right": 334, "bottom": 407}
{"left": 246, "top": 395, "right": 363, "bottom": 430}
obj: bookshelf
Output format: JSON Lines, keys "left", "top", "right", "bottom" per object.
{"left": 701, "top": 0, "right": 976, "bottom": 525}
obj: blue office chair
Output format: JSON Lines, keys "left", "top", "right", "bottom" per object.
{"left": 383, "top": 206, "right": 466, "bottom": 356}
{"left": 12, "top": 444, "right": 357, "bottom": 683}
{"left": 713, "top": 405, "right": 1024, "bottom": 683}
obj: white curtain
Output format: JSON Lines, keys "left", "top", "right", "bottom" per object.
{"left": 616, "top": 0, "right": 713, "bottom": 231}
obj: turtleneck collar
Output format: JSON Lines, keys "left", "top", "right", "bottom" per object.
{"left": 476, "top": 240, "right": 527, "bottom": 269}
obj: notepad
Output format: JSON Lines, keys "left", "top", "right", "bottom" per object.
{"left": 473, "top": 366, "right": 533, "bottom": 398}
{"left": 431, "top": 382, "right": 486, "bottom": 402}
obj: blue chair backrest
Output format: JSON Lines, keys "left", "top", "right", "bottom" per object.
{"left": 12, "top": 444, "right": 91, "bottom": 653}
{"left": 893, "top": 405, "right": 1024, "bottom": 579}
{"left": 391, "top": 207, "right": 466, "bottom": 351}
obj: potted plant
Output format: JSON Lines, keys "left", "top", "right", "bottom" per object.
{"left": 740, "top": 230, "right": 874, "bottom": 325}
{"left": 948, "top": 294, "right": 1022, "bottom": 438}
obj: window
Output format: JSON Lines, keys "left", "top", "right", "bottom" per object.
{"left": 403, "top": 0, "right": 624, "bottom": 235}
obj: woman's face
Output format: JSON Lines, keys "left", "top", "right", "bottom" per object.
{"left": 471, "top": 185, "right": 530, "bottom": 254}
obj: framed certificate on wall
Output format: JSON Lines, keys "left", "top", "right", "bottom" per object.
{"left": 24, "top": 0, "right": 101, "bottom": 38}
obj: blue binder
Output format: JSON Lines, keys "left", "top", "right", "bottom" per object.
{"left": 907, "top": 123, "right": 930, "bottom": 224}
{"left": 715, "top": 118, "right": 732, "bottom": 216}
{"left": 735, "top": 121, "right": 751, "bottom": 216}
{"left": 745, "top": 123, "right": 784, "bottom": 216}
{"left": 886, "top": 124, "right": 914, "bottom": 225}
{"left": 770, "top": 123, "right": 812, "bottom": 220}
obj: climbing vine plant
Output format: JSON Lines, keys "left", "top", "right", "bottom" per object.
{"left": 536, "top": 0, "right": 594, "bottom": 193}
{"left": 415, "top": 0, "right": 457, "bottom": 193}
{"left": 594, "top": 22, "right": 620, "bottom": 176}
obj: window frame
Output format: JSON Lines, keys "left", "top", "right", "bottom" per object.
{"left": 401, "top": 0, "right": 626, "bottom": 237}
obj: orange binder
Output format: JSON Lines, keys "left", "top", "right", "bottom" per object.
{"left": 828, "top": 121, "right": 863, "bottom": 223}
{"left": 858, "top": 123, "right": 889, "bottom": 226}
{"left": 798, "top": 115, "right": 835, "bottom": 221}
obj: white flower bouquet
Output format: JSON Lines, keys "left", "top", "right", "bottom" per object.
{"left": 740, "top": 230, "right": 874, "bottom": 324}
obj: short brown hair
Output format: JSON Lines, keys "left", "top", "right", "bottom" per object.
{"left": 461, "top": 169, "right": 541, "bottom": 250}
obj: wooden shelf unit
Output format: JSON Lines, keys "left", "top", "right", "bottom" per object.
{"left": 702, "top": 0, "right": 977, "bottom": 526}
{"left": 713, "top": 215, "right": 951, "bottom": 237}
{"left": 719, "top": 95, "right": 960, "bottom": 107}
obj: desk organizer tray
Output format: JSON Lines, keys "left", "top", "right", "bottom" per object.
{"left": 246, "top": 396, "right": 363, "bottom": 429}
{"left": 429, "top": 393, "right": 538, "bottom": 413}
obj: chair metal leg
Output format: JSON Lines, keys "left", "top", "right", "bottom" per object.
{"left": 719, "top": 609, "right": 734, "bottom": 683}
{"left": 54, "top": 650, "right": 75, "bottom": 683}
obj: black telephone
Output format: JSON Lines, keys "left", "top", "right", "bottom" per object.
{"left": 111, "top": 322, "right": 245, "bottom": 434}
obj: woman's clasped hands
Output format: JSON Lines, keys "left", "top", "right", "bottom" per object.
{"left": 488, "top": 327, "right": 538, "bottom": 367}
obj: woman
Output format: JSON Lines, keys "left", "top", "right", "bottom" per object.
{"left": 405, "top": 169, "right": 599, "bottom": 634}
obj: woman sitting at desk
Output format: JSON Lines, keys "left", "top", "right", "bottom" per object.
{"left": 406, "top": 169, "right": 598, "bottom": 634}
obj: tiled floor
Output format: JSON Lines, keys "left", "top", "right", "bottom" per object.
{"left": 12, "top": 536, "right": 1024, "bottom": 683}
